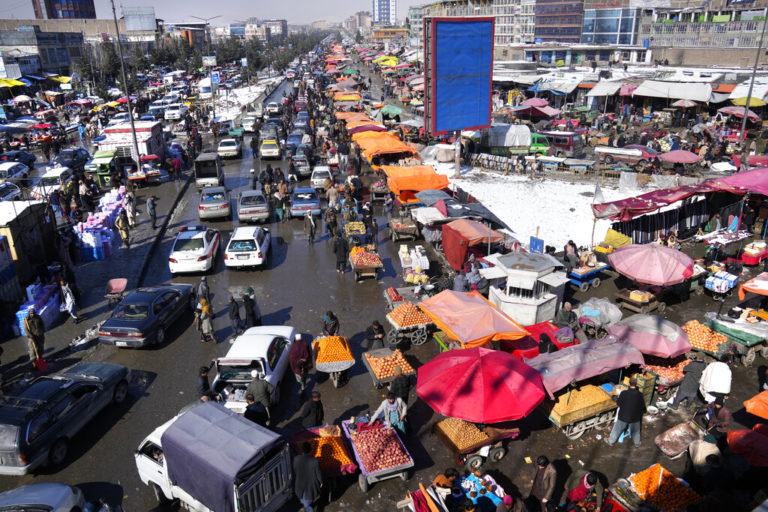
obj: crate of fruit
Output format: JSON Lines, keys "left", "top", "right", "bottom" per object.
{"left": 628, "top": 463, "right": 701, "bottom": 511}
{"left": 341, "top": 419, "right": 414, "bottom": 492}
{"left": 682, "top": 320, "right": 733, "bottom": 358}
{"left": 290, "top": 425, "right": 358, "bottom": 476}
{"left": 386, "top": 302, "right": 432, "bottom": 330}
{"left": 349, "top": 248, "right": 383, "bottom": 269}
{"left": 434, "top": 417, "right": 492, "bottom": 454}
{"left": 547, "top": 385, "right": 617, "bottom": 427}
{"left": 362, "top": 348, "right": 416, "bottom": 388}
{"left": 313, "top": 336, "right": 355, "bottom": 373}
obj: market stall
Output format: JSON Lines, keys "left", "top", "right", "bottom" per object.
{"left": 441, "top": 219, "right": 503, "bottom": 272}
{"left": 362, "top": 348, "right": 415, "bottom": 389}
{"left": 432, "top": 417, "right": 519, "bottom": 470}
{"left": 289, "top": 425, "right": 357, "bottom": 476}
{"left": 313, "top": 336, "right": 355, "bottom": 388}
{"left": 342, "top": 418, "right": 414, "bottom": 492}
{"left": 348, "top": 245, "right": 382, "bottom": 282}
{"left": 385, "top": 301, "right": 434, "bottom": 346}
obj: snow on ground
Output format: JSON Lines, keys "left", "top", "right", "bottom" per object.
{"left": 213, "top": 77, "right": 284, "bottom": 121}
{"left": 428, "top": 157, "right": 634, "bottom": 249}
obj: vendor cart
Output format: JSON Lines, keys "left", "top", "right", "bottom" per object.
{"left": 569, "top": 262, "right": 610, "bottom": 292}
{"left": 289, "top": 425, "right": 357, "bottom": 476}
{"left": 654, "top": 419, "right": 707, "bottom": 459}
{"left": 342, "top": 419, "right": 414, "bottom": 492}
{"left": 313, "top": 336, "right": 355, "bottom": 388}
{"left": 433, "top": 417, "right": 519, "bottom": 469}
{"left": 740, "top": 241, "right": 768, "bottom": 266}
{"left": 386, "top": 303, "right": 434, "bottom": 347}
{"left": 545, "top": 385, "right": 618, "bottom": 439}
{"left": 344, "top": 221, "right": 368, "bottom": 246}
{"left": 704, "top": 314, "right": 767, "bottom": 365}
{"left": 370, "top": 180, "right": 389, "bottom": 202}
{"left": 349, "top": 248, "right": 383, "bottom": 282}
{"left": 704, "top": 271, "right": 738, "bottom": 302}
{"left": 615, "top": 288, "right": 666, "bottom": 314}
{"left": 383, "top": 286, "right": 432, "bottom": 311}
{"left": 362, "top": 348, "right": 416, "bottom": 389}
{"left": 391, "top": 216, "right": 419, "bottom": 242}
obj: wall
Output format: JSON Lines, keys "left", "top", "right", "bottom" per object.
{"left": 652, "top": 47, "right": 768, "bottom": 67}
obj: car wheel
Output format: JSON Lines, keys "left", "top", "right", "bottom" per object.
{"left": 113, "top": 380, "right": 129, "bottom": 405}
{"left": 49, "top": 438, "right": 68, "bottom": 467}
{"left": 152, "top": 483, "right": 170, "bottom": 504}
{"left": 156, "top": 327, "right": 165, "bottom": 345}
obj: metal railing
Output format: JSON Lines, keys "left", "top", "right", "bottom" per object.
{"left": 639, "top": 19, "right": 766, "bottom": 47}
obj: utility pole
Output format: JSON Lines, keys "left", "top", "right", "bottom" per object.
{"left": 740, "top": 10, "right": 768, "bottom": 144}
{"left": 110, "top": 0, "right": 141, "bottom": 169}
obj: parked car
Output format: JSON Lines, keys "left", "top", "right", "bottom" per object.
{"left": 217, "top": 138, "right": 242, "bottom": 159}
{"left": 594, "top": 144, "right": 658, "bottom": 169}
{"left": 237, "top": 189, "right": 270, "bottom": 223}
{"left": 285, "top": 130, "right": 303, "bottom": 156}
{"left": 0, "top": 150, "right": 36, "bottom": 168}
{"left": 0, "top": 362, "right": 130, "bottom": 475}
{"left": 0, "top": 182, "right": 22, "bottom": 201}
{"left": 224, "top": 226, "right": 271, "bottom": 268}
{"left": 48, "top": 147, "right": 90, "bottom": 172}
{"left": 293, "top": 116, "right": 308, "bottom": 131}
{"left": 168, "top": 225, "right": 220, "bottom": 275}
{"left": 290, "top": 187, "right": 321, "bottom": 218}
{"left": 0, "top": 162, "right": 29, "bottom": 185}
{"left": 212, "top": 325, "right": 296, "bottom": 413}
{"left": 265, "top": 101, "right": 281, "bottom": 115}
{"left": 164, "top": 103, "right": 188, "bottom": 121}
{"left": 98, "top": 284, "right": 194, "bottom": 347}
{"left": 259, "top": 140, "right": 281, "bottom": 160}
{"left": 0, "top": 483, "right": 86, "bottom": 511}
{"left": 198, "top": 186, "right": 231, "bottom": 220}
{"left": 310, "top": 166, "right": 332, "bottom": 190}
{"left": 31, "top": 167, "right": 72, "bottom": 199}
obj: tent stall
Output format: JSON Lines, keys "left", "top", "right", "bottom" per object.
{"left": 419, "top": 290, "right": 529, "bottom": 349}
{"left": 381, "top": 165, "right": 448, "bottom": 205}
{"left": 608, "top": 314, "right": 692, "bottom": 358}
{"left": 441, "top": 219, "right": 503, "bottom": 271}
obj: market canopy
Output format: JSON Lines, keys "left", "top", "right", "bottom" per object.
{"left": 419, "top": 290, "right": 528, "bottom": 348}
{"left": 441, "top": 219, "right": 504, "bottom": 270}
{"left": 382, "top": 165, "right": 436, "bottom": 179}
{"left": 745, "top": 391, "right": 768, "bottom": 420}
{"left": 0, "top": 78, "right": 26, "bottom": 87}
{"left": 526, "top": 336, "right": 646, "bottom": 398}
{"left": 335, "top": 112, "right": 371, "bottom": 123}
{"left": 608, "top": 243, "right": 694, "bottom": 286}
{"left": 608, "top": 314, "right": 691, "bottom": 358}
{"left": 718, "top": 105, "right": 761, "bottom": 123}
{"left": 387, "top": 173, "right": 450, "bottom": 196}
{"left": 354, "top": 134, "right": 419, "bottom": 159}
{"left": 586, "top": 80, "right": 623, "bottom": 97}
{"left": 739, "top": 272, "right": 768, "bottom": 300}
{"left": 633, "top": 80, "right": 712, "bottom": 103}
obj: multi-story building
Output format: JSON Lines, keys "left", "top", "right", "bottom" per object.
{"left": 31, "top": 0, "right": 96, "bottom": 19}
{"left": 229, "top": 24, "right": 246, "bottom": 38}
{"left": 373, "top": 0, "right": 398, "bottom": 26}
{"left": 407, "top": 5, "right": 423, "bottom": 46}
{"left": 262, "top": 19, "right": 288, "bottom": 39}
{"left": 245, "top": 23, "right": 270, "bottom": 41}
{"left": 0, "top": 25, "right": 83, "bottom": 75}
{"left": 534, "top": 0, "right": 584, "bottom": 43}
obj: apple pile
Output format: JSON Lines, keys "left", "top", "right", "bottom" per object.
{"left": 387, "top": 287, "right": 404, "bottom": 303}
{"left": 352, "top": 251, "right": 382, "bottom": 267}
{"left": 351, "top": 426, "right": 410, "bottom": 472}
{"left": 644, "top": 355, "right": 691, "bottom": 383}
{"left": 364, "top": 349, "right": 415, "bottom": 379}
{"left": 682, "top": 320, "right": 728, "bottom": 353}
{"left": 387, "top": 302, "right": 431, "bottom": 328}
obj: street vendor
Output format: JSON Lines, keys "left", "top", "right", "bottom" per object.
{"left": 670, "top": 356, "right": 706, "bottom": 410}
{"left": 553, "top": 302, "right": 587, "bottom": 343}
{"left": 365, "top": 320, "right": 385, "bottom": 350}
{"left": 369, "top": 391, "right": 407, "bottom": 436}
{"left": 432, "top": 467, "right": 460, "bottom": 489}
{"left": 322, "top": 311, "right": 340, "bottom": 336}
{"left": 561, "top": 470, "right": 603, "bottom": 511}
{"left": 704, "top": 396, "right": 732, "bottom": 438}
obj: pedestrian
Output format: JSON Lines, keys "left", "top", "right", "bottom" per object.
{"left": 196, "top": 276, "right": 210, "bottom": 303}
{"left": 244, "top": 394, "right": 268, "bottom": 426}
{"left": 246, "top": 370, "right": 274, "bottom": 421}
{"left": 250, "top": 136, "right": 259, "bottom": 158}
{"left": 289, "top": 333, "right": 313, "bottom": 392}
{"left": 453, "top": 270, "right": 468, "bottom": 291}
{"left": 195, "top": 298, "right": 215, "bottom": 343}
{"left": 22, "top": 306, "right": 45, "bottom": 365}
{"left": 528, "top": 455, "right": 557, "bottom": 512}
{"left": 366, "top": 320, "right": 385, "bottom": 350}
{"left": 670, "top": 356, "right": 705, "bottom": 410}
{"left": 281, "top": 194, "right": 291, "bottom": 223}
{"left": 369, "top": 391, "right": 408, "bottom": 436}
{"left": 293, "top": 441, "right": 323, "bottom": 512}
{"left": 197, "top": 359, "right": 217, "bottom": 400}
{"left": 300, "top": 390, "right": 324, "bottom": 428}
{"left": 321, "top": 310, "right": 340, "bottom": 336}
{"left": 146, "top": 195, "right": 157, "bottom": 229}
{"left": 389, "top": 366, "right": 411, "bottom": 404}
{"left": 384, "top": 192, "right": 394, "bottom": 223}
{"left": 274, "top": 192, "right": 285, "bottom": 222}
{"left": 562, "top": 470, "right": 603, "bottom": 511}
{"left": 606, "top": 378, "right": 646, "bottom": 448}
{"left": 332, "top": 234, "right": 348, "bottom": 273}
{"left": 59, "top": 279, "right": 80, "bottom": 324}
{"left": 115, "top": 209, "right": 130, "bottom": 248}
{"left": 325, "top": 207, "right": 338, "bottom": 238}
{"left": 123, "top": 192, "right": 137, "bottom": 227}
{"left": 171, "top": 156, "right": 182, "bottom": 181}
{"left": 242, "top": 293, "right": 262, "bottom": 327}
{"left": 227, "top": 295, "right": 241, "bottom": 336}
{"left": 304, "top": 211, "right": 316, "bottom": 244}
{"left": 370, "top": 218, "right": 378, "bottom": 247}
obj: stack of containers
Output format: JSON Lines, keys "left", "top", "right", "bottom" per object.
{"left": 76, "top": 187, "right": 124, "bottom": 261}
{"left": 0, "top": 235, "right": 23, "bottom": 303}
{"left": 15, "top": 282, "right": 61, "bottom": 336}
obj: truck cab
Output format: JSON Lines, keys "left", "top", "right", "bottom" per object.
{"left": 194, "top": 153, "right": 223, "bottom": 188}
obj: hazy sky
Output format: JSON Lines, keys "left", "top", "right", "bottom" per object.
{"left": 0, "top": 0, "right": 423, "bottom": 25}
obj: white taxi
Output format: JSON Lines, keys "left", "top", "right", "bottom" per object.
{"left": 168, "top": 225, "right": 220, "bottom": 275}
{"left": 224, "top": 226, "right": 271, "bottom": 269}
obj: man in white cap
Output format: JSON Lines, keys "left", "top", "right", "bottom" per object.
{"left": 246, "top": 369, "right": 274, "bottom": 423}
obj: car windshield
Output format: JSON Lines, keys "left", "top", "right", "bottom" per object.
{"left": 263, "top": 143, "right": 278, "bottom": 150}
{"left": 220, "top": 141, "right": 236, "bottom": 148}
{"left": 228, "top": 239, "right": 257, "bottom": 252}
{"left": 39, "top": 176, "right": 61, "bottom": 187}
{"left": 217, "top": 360, "right": 265, "bottom": 381}
{"left": 55, "top": 153, "right": 74, "bottom": 164}
{"left": 0, "top": 425, "right": 18, "bottom": 450}
{"left": 202, "top": 191, "right": 225, "bottom": 202}
{"left": 0, "top": 170, "right": 8, "bottom": 179}
{"left": 314, "top": 171, "right": 330, "bottom": 179}
{"left": 173, "top": 238, "right": 204, "bottom": 252}
{"left": 241, "top": 194, "right": 265, "bottom": 206}
{"left": 294, "top": 191, "right": 317, "bottom": 201}
{"left": 113, "top": 303, "right": 149, "bottom": 320}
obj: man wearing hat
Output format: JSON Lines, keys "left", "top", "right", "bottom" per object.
{"left": 705, "top": 396, "right": 732, "bottom": 440}
{"left": 246, "top": 370, "right": 274, "bottom": 422}
{"left": 22, "top": 306, "right": 45, "bottom": 365}
{"left": 606, "top": 378, "right": 646, "bottom": 448}
{"left": 299, "top": 391, "right": 324, "bottom": 429}
{"left": 497, "top": 495, "right": 524, "bottom": 512}
{"left": 197, "top": 359, "right": 217, "bottom": 400}
{"left": 146, "top": 195, "right": 158, "bottom": 229}
{"left": 196, "top": 276, "right": 210, "bottom": 303}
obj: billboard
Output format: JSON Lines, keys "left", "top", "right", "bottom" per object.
{"left": 202, "top": 56, "right": 217, "bottom": 67}
{"left": 423, "top": 17, "right": 494, "bottom": 136}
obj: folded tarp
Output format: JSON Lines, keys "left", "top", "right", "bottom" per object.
{"left": 608, "top": 314, "right": 692, "bottom": 358}
{"left": 382, "top": 165, "right": 436, "bottom": 179}
{"left": 633, "top": 80, "right": 712, "bottom": 102}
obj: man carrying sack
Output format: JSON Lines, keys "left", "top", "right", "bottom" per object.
{"left": 23, "top": 306, "right": 47, "bottom": 370}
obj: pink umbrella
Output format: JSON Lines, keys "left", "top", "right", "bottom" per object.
{"left": 608, "top": 243, "right": 694, "bottom": 286}
{"left": 608, "top": 314, "right": 691, "bottom": 358}
{"left": 659, "top": 150, "right": 701, "bottom": 164}
{"left": 522, "top": 97, "right": 548, "bottom": 107}
{"left": 671, "top": 99, "right": 697, "bottom": 108}
{"left": 718, "top": 106, "right": 761, "bottom": 123}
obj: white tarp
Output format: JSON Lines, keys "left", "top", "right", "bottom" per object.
{"left": 488, "top": 124, "right": 531, "bottom": 148}
{"left": 729, "top": 77, "right": 768, "bottom": 101}
{"left": 538, "top": 78, "right": 581, "bottom": 94}
{"left": 633, "top": 80, "right": 712, "bottom": 102}
{"left": 587, "top": 81, "right": 623, "bottom": 97}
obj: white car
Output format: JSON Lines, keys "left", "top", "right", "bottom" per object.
{"left": 224, "top": 226, "right": 271, "bottom": 269}
{"left": 0, "top": 162, "right": 29, "bottom": 185}
{"left": 212, "top": 325, "right": 296, "bottom": 413}
{"left": 265, "top": 102, "right": 281, "bottom": 115}
{"left": 164, "top": 103, "right": 188, "bottom": 121}
{"left": 217, "top": 138, "right": 241, "bottom": 159}
{"left": 0, "top": 483, "right": 86, "bottom": 511}
{"left": 0, "top": 182, "right": 22, "bottom": 201}
{"left": 168, "top": 225, "right": 220, "bottom": 275}
{"left": 31, "top": 167, "right": 72, "bottom": 199}
{"left": 310, "top": 166, "right": 332, "bottom": 190}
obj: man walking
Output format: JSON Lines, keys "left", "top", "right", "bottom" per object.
{"left": 289, "top": 334, "right": 312, "bottom": 392}
{"left": 227, "top": 295, "right": 241, "bottom": 336}
{"left": 246, "top": 370, "right": 274, "bottom": 422}
{"left": 294, "top": 441, "right": 323, "bottom": 512}
{"left": 304, "top": 211, "right": 316, "bottom": 244}
{"left": 146, "top": 195, "right": 158, "bottom": 229}
{"left": 670, "top": 356, "right": 705, "bottom": 410}
{"left": 60, "top": 279, "right": 80, "bottom": 324}
{"left": 196, "top": 276, "right": 210, "bottom": 303}
{"left": 242, "top": 292, "right": 261, "bottom": 327}
{"left": 528, "top": 455, "right": 557, "bottom": 512}
{"left": 333, "top": 234, "right": 348, "bottom": 273}
{"left": 606, "top": 378, "right": 646, "bottom": 448}
{"left": 23, "top": 306, "right": 45, "bottom": 365}
{"left": 389, "top": 366, "right": 411, "bottom": 404}
{"left": 116, "top": 209, "right": 130, "bottom": 248}
{"left": 300, "top": 391, "right": 324, "bottom": 429}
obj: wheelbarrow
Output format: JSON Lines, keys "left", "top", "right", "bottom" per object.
{"left": 105, "top": 278, "right": 128, "bottom": 306}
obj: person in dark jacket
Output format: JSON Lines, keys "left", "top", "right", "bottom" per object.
{"left": 227, "top": 295, "right": 241, "bottom": 336}
{"left": 606, "top": 378, "right": 645, "bottom": 447}
{"left": 242, "top": 293, "right": 261, "bottom": 327}
{"left": 671, "top": 357, "right": 705, "bottom": 410}
{"left": 294, "top": 441, "right": 323, "bottom": 512}
{"left": 366, "top": 320, "right": 385, "bottom": 350}
{"left": 146, "top": 195, "right": 158, "bottom": 229}
{"left": 389, "top": 366, "right": 411, "bottom": 403}
{"left": 321, "top": 311, "right": 339, "bottom": 336}
{"left": 196, "top": 276, "right": 210, "bottom": 303}
{"left": 562, "top": 470, "right": 604, "bottom": 510}
{"left": 289, "top": 334, "right": 312, "bottom": 392}
{"left": 197, "top": 359, "right": 217, "bottom": 399}
{"left": 705, "top": 396, "right": 732, "bottom": 438}
{"left": 244, "top": 394, "right": 268, "bottom": 426}
{"left": 332, "top": 234, "right": 348, "bottom": 273}
{"left": 528, "top": 455, "right": 557, "bottom": 512}
{"left": 300, "top": 391, "right": 324, "bottom": 429}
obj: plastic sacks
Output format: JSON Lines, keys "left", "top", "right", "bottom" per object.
{"left": 699, "top": 361, "right": 732, "bottom": 402}
{"left": 576, "top": 297, "right": 623, "bottom": 328}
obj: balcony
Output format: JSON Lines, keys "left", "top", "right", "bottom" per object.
{"left": 640, "top": 19, "right": 765, "bottom": 47}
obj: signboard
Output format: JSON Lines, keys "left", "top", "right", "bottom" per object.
{"left": 211, "top": 71, "right": 221, "bottom": 84}
{"left": 241, "top": 58, "right": 248, "bottom": 67}
{"left": 423, "top": 17, "right": 494, "bottom": 136}
{"left": 529, "top": 237, "right": 544, "bottom": 254}
{"left": 202, "top": 55, "right": 217, "bottom": 67}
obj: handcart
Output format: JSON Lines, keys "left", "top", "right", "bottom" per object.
{"left": 576, "top": 297, "right": 623, "bottom": 340}
{"left": 569, "top": 262, "right": 610, "bottom": 292}
{"left": 362, "top": 348, "right": 416, "bottom": 389}
{"left": 386, "top": 302, "right": 434, "bottom": 347}
{"left": 704, "top": 313, "right": 768, "bottom": 366}
{"left": 704, "top": 271, "right": 738, "bottom": 302}
{"left": 391, "top": 216, "right": 419, "bottom": 242}
{"left": 383, "top": 286, "right": 431, "bottom": 311}
{"left": 105, "top": 278, "right": 128, "bottom": 306}
{"left": 370, "top": 180, "right": 389, "bottom": 202}
{"left": 289, "top": 425, "right": 357, "bottom": 476}
{"left": 344, "top": 221, "right": 368, "bottom": 246}
{"left": 349, "top": 247, "right": 383, "bottom": 282}
{"left": 433, "top": 417, "right": 519, "bottom": 470}
{"left": 615, "top": 288, "right": 666, "bottom": 314}
{"left": 654, "top": 419, "right": 707, "bottom": 459}
{"left": 545, "top": 384, "right": 618, "bottom": 440}
{"left": 643, "top": 355, "right": 690, "bottom": 400}
{"left": 313, "top": 336, "right": 355, "bottom": 388}
{"left": 342, "top": 419, "right": 414, "bottom": 492}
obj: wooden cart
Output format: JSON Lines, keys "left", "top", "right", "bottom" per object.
{"left": 545, "top": 386, "right": 617, "bottom": 440}
{"left": 362, "top": 348, "right": 417, "bottom": 389}
{"left": 433, "top": 418, "right": 519, "bottom": 470}
{"left": 615, "top": 288, "right": 666, "bottom": 314}
{"left": 569, "top": 263, "right": 610, "bottom": 292}
{"left": 383, "top": 286, "right": 430, "bottom": 311}
{"left": 349, "top": 252, "right": 383, "bottom": 282}
{"left": 342, "top": 420, "right": 414, "bottom": 492}
{"left": 386, "top": 315, "right": 432, "bottom": 347}
{"left": 391, "top": 216, "right": 419, "bottom": 242}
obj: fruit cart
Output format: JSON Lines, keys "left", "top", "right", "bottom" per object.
{"left": 626, "top": 463, "right": 702, "bottom": 511}
{"left": 362, "top": 348, "right": 416, "bottom": 389}
{"left": 344, "top": 221, "right": 369, "bottom": 246}
{"left": 433, "top": 417, "right": 519, "bottom": 470}
{"left": 682, "top": 320, "right": 734, "bottom": 362}
{"left": 370, "top": 180, "right": 389, "bottom": 202}
{"left": 385, "top": 302, "right": 434, "bottom": 347}
{"left": 391, "top": 216, "right": 419, "bottom": 242}
{"left": 615, "top": 288, "right": 666, "bottom": 314}
{"left": 313, "top": 336, "right": 355, "bottom": 388}
{"left": 544, "top": 384, "right": 618, "bottom": 440}
{"left": 644, "top": 355, "right": 690, "bottom": 400}
{"left": 703, "top": 313, "right": 768, "bottom": 366}
{"left": 342, "top": 418, "right": 415, "bottom": 492}
{"left": 349, "top": 247, "right": 383, "bottom": 282}
{"left": 289, "top": 425, "right": 357, "bottom": 476}
{"left": 569, "top": 262, "right": 610, "bottom": 292}
{"left": 383, "top": 286, "right": 431, "bottom": 311}
{"left": 654, "top": 419, "right": 707, "bottom": 459}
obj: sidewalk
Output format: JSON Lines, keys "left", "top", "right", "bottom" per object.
{"left": 0, "top": 173, "right": 192, "bottom": 379}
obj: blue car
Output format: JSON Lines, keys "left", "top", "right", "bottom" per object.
{"left": 290, "top": 187, "right": 321, "bottom": 218}
{"left": 293, "top": 117, "right": 308, "bottom": 130}
{"left": 285, "top": 131, "right": 304, "bottom": 156}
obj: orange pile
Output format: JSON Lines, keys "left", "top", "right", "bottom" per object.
{"left": 629, "top": 463, "right": 701, "bottom": 512}
{"left": 387, "top": 302, "right": 430, "bottom": 328}
{"left": 682, "top": 321, "right": 728, "bottom": 353}
{"left": 313, "top": 336, "right": 354, "bottom": 364}
{"left": 307, "top": 435, "right": 352, "bottom": 471}
{"left": 364, "top": 349, "right": 414, "bottom": 379}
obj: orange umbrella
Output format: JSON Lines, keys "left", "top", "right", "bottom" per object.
{"left": 744, "top": 390, "right": 768, "bottom": 420}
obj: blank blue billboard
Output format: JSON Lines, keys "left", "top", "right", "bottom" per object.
{"left": 424, "top": 17, "right": 494, "bottom": 135}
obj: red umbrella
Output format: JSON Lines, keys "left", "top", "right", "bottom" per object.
{"left": 522, "top": 97, "right": 548, "bottom": 107}
{"left": 659, "top": 150, "right": 701, "bottom": 164}
{"left": 416, "top": 347, "right": 546, "bottom": 424}
{"left": 608, "top": 243, "right": 694, "bottom": 286}
{"left": 31, "top": 123, "right": 52, "bottom": 129}
{"left": 718, "top": 106, "right": 761, "bottom": 123}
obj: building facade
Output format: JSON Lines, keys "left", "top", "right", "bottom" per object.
{"left": 418, "top": 0, "right": 527, "bottom": 45}
{"left": 245, "top": 24, "right": 270, "bottom": 41}
{"left": 534, "top": 0, "right": 585, "bottom": 43}
{"left": 262, "top": 20, "right": 288, "bottom": 39}
{"left": 407, "top": 5, "right": 423, "bottom": 45}
{"left": 373, "top": 0, "right": 398, "bottom": 26}
{"left": 31, "top": 0, "right": 96, "bottom": 19}
{"left": 0, "top": 25, "right": 83, "bottom": 75}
